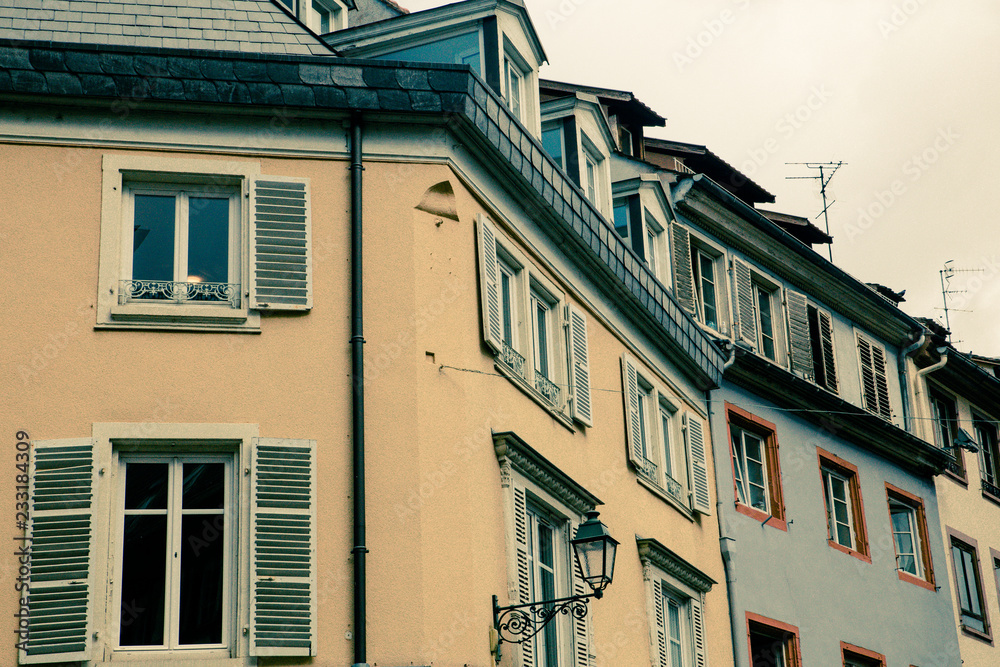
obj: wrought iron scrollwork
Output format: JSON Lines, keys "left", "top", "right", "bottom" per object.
{"left": 119, "top": 280, "right": 240, "bottom": 307}
{"left": 493, "top": 594, "right": 592, "bottom": 646}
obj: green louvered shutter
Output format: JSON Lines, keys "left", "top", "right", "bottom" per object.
{"left": 621, "top": 354, "right": 645, "bottom": 472}
{"left": 732, "top": 257, "right": 757, "bottom": 349}
{"left": 512, "top": 485, "right": 535, "bottom": 667}
{"left": 250, "top": 438, "right": 317, "bottom": 657}
{"left": 670, "top": 223, "right": 696, "bottom": 315}
{"left": 653, "top": 584, "right": 668, "bottom": 667}
{"left": 568, "top": 304, "right": 593, "bottom": 427}
{"left": 477, "top": 215, "right": 504, "bottom": 353}
{"left": 785, "top": 289, "right": 814, "bottom": 381}
{"left": 21, "top": 439, "right": 95, "bottom": 664}
{"left": 691, "top": 594, "right": 707, "bottom": 667}
{"left": 250, "top": 176, "right": 312, "bottom": 310}
{"left": 570, "top": 521, "right": 592, "bottom": 667}
{"left": 685, "top": 414, "right": 712, "bottom": 515}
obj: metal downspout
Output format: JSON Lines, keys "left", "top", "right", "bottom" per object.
{"left": 898, "top": 332, "right": 925, "bottom": 433}
{"left": 350, "top": 117, "right": 369, "bottom": 667}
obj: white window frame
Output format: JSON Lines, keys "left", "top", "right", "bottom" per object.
{"left": 98, "top": 155, "right": 262, "bottom": 331}
{"left": 888, "top": 497, "right": 923, "bottom": 578}
{"left": 691, "top": 243, "right": 723, "bottom": 333}
{"left": 111, "top": 453, "right": 235, "bottom": 658}
{"left": 643, "top": 207, "right": 670, "bottom": 288}
{"left": 751, "top": 275, "right": 783, "bottom": 364}
{"left": 525, "top": 499, "right": 570, "bottom": 667}
{"left": 823, "top": 467, "right": 856, "bottom": 550}
{"left": 503, "top": 41, "right": 533, "bottom": 127}
{"left": 731, "top": 425, "right": 770, "bottom": 513}
{"left": 307, "top": 0, "right": 347, "bottom": 33}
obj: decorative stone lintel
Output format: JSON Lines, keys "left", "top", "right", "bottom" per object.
{"left": 636, "top": 536, "right": 715, "bottom": 594}
{"left": 493, "top": 431, "right": 601, "bottom": 516}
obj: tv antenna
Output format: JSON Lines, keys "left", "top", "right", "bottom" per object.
{"left": 938, "top": 259, "right": 983, "bottom": 341}
{"left": 786, "top": 161, "right": 845, "bottom": 262}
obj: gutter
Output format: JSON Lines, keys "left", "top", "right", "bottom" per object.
{"left": 913, "top": 347, "right": 949, "bottom": 444}
{"left": 898, "top": 331, "right": 926, "bottom": 433}
{"left": 350, "top": 116, "right": 369, "bottom": 667}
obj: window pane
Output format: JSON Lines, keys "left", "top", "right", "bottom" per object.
{"left": 535, "top": 301, "right": 548, "bottom": 377}
{"left": 500, "top": 269, "right": 513, "bottom": 346}
{"left": 311, "top": 0, "right": 330, "bottom": 33}
{"left": 660, "top": 408, "right": 673, "bottom": 477}
{"left": 124, "top": 462, "right": 169, "bottom": 510}
{"left": 187, "top": 197, "right": 229, "bottom": 285}
{"left": 698, "top": 254, "right": 717, "bottom": 329}
{"left": 954, "top": 544, "right": 972, "bottom": 610}
{"left": 183, "top": 463, "right": 225, "bottom": 509}
{"left": 179, "top": 513, "right": 224, "bottom": 644}
{"left": 613, "top": 198, "right": 630, "bottom": 240}
{"left": 119, "top": 515, "right": 167, "bottom": 646}
{"left": 132, "top": 194, "right": 175, "bottom": 283}
{"left": 667, "top": 599, "right": 682, "bottom": 667}
{"left": 756, "top": 286, "right": 775, "bottom": 360}
{"left": 730, "top": 425, "right": 747, "bottom": 504}
{"left": 542, "top": 125, "right": 564, "bottom": 169}
{"left": 376, "top": 31, "right": 481, "bottom": 74}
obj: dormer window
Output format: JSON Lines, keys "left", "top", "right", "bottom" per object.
{"left": 308, "top": 0, "right": 346, "bottom": 34}
{"left": 542, "top": 121, "right": 565, "bottom": 171}
{"left": 504, "top": 57, "right": 523, "bottom": 120}
{"left": 377, "top": 30, "right": 482, "bottom": 74}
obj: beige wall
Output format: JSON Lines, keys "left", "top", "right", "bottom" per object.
{"left": 2, "top": 134, "right": 732, "bottom": 666}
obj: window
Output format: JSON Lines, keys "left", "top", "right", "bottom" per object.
{"left": 818, "top": 448, "right": 869, "bottom": 562}
{"left": 807, "top": 304, "right": 839, "bottom": 391}
{"left": 579, "top": 133, "right": 605, "bottom": 211}
{"left": 727, "top": 404, "right": 786, "bottom": 529}
{"left": 307, "top": 0, "right": 345, "bottom": 33}
{"left": 619, "top": 125, "right": 633, "bottom": 156}
{"left": 375, "top": 30, "right": 482, "bottom": 74}
{"left": 611, "top": 197, "right": 670, "bottom": 287}
{"left": 856, "top": 333, "right": 891, "bottom": 420}
{"left": 976, "top": 415, "right": 1000, "bottom": 498}
{"left": 931, "top": 390, "right": 964, "bottom": 480}
{"left": 732, "top": 257, "right": 783, "bottom": 362}
{"left": 98, "top": 155, "right": 312, "bottom": 331}
{"left": 670, "top": 224, "right": 726, "bottom": 334}
{"left": 503, "top": 43, "right": 532, "bottom": 125}
{"left": 495, "top": 433, "right": 594, "bottom": 667}
{"left": 885, "top": 483, "right": 935, "bottom": 590}
{"left": 23, "top": 425, "right": 317, "bottom": 663}
{"left": 637, "top": 538, "right": 711, "bottom": 667}
{"left": 644, "top": 209, "right": 670, "bottom": 288}
{"left": 613, "top": 198, "right": 631, "bottom": 243}
{"left": 584, "top": 151, "right": 599, "bottom": 206}
{"left": 841, "top": 642, "right": 886, "bottom": 667}
{"left": 691, "top": 246, "right": 720, "bottom": 331}
{"left": 542, "top": 121, "right": 566, "bottom": 171}
{"left": 747, "top": 613, "right": 802, "bottom": 667}
{"left": 477, "top": 216, "right": 593, "bottom": 426}
{"left": 948, "top": 528, "right": 990, "bottom": 639}
{"left": 623, "top": 354, "right": 711, "bottom": 514}
{"left": 753, "top": 282, "right": 778, "bottom": 361}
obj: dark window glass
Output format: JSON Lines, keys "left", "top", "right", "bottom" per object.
{"left": 183, "top": 463, "right": 225, "bottom": 509}
{"left": 376, "top": 31, "right": 481, "bottom": 74}
{"left": 132, "top": 194, "right": 175, "bottom": 285}
{"left": 124, "top": 463, "right": 168, "bottom": 510}
{"left": 120, "top": 514, "right": 167, "bottom": 646}
{"left": 613, "top": 198, "right": 630, "bottom": 240}
{"left": 542, "top": 125, "right": 564, "bottom": 170}
{"left": 187, "top": 197, "right": 229, "bottom": 286}
{"left": 179, "top": 513, "right": 224, "bottom": 644}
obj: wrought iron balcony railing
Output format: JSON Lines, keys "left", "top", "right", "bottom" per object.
{"left": 119, "top": 280, "right": 240, "bottom": 307}
{"left": 499, "top": 342, "right": 526, "bottom": 379}
{"left": 982, "top": 477, "right": 1000, "bottom": 499}
{"left": 534, "top": 372, "right": 560, "bottom": 405}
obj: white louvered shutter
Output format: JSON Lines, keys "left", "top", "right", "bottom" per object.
{"left": 691, "top": 594, "right": 707, "bottom": 667}
{"left": 857, "top": 334, "right": 890, "bottom": 419}
{"left": 512, "top": 485, "right": 535, "bottom": 667}
{"left": 250, "top": 176, "right": 312, "bottom": 310}
{"left": 250, "top": 438, "right": 317, "bottom": 657}
{"left": 568, "top": 304, "right": 593, "bottom": 426}
{"left": 732, "top": 257, "right": 757, "bottom": 348}
{"left": 670, "top": 223, "right": 696, "bottom": 315}
{"left": 654, "top": 584, "right": 669, "bottom": 667}
{"left": 477, "top": 215, "right": 504, "bottom": 353}
{"left": 785, "top": 290, "right": 814, "bottom": 381}
{"left": 22, "top": 439, "right": 95, "bottom": 664}
{"left": 871, "top": 343, "right": 891, "bottom": 419}
{"left": 685, "top": 414, "right": 712, "bottom": 515}
{"left": 571, "top": 523, "right": 592, "bottom": 667}
{"left": 621, "top": 354, "right": 644, "bottom": 470}
{"left": 817, "top": 311, "right": 839, "bottom": 392}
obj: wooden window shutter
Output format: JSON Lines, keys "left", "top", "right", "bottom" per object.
{"left": 691, "top": 594, "right": 707, "bottom": 667}
{"left": 857, "top": 334, "right": 889, "bottom": 418}
{"left": 785, "top": 290, "right": 814, "bottom": 381}
{"left": 21, "top": 439, "right": 95, "bottom": 664}
{"left": 871, "top": 344, "right": 891, "bottom": 419}
{"left": 249, "top": 176, "right": 312, "bottom": 310}
{"left": 669, "top": 223, "right": 696, "bottom": 315}
{"left": 567, "top": 304, "right": 593, "bottom": 426}
{"left": 654, "top": 584, "right": 669, "bottom": 667}
{"left": 250, "top": 438, "right": 317, "bottom": 657}
{"left": 817, "top": 310, "right": 839, "bottom": 392}
{"left": 732, "top": 257, "right": 757, "bottom": 349}
{"left": 512, "top": 485, "right": 535, "bottom": 667}
{"left": 571, "top": 522, "right": 592, "bottom": 667}
{"left": 477, "top": 215, "right": 504, "bottom": 354}
{"left": 621, "top": 353, "right": 645, "bottom": 470}
{"left": 685, "top": 414, "right": 712, "bottom": 515}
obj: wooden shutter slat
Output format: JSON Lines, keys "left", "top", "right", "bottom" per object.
{"left": 251, "top": 438, "right": 317, "bottom": 657}
{"left": 571, "top": 529, "right": 591, "bottom": 667}
{"left": 691, "top": 594, "right": 707, "bottom": 667}
{"left": 733, "top": 256, "right": 757, "bottom": 348}
{"left": 22, "top": 439, "right": 94, "bottom": 665}
{"left": 513, "top": 486, "right": 534, "bottom": 667}
{"left": 621, "top": 354, "right": 644, "bottom": 469}
{"left": 786, "top": 290, "right": 814, "bottom": 381}
{"left": 250, "top": 177, "right": 312, "bottom": 310}
{"left": 819, "top": 311, "right": 839, "bottom": 392}
{"left": 477, "top": 215, "right": 504, "bottom": 353}
{"left": 568, "top": 304, "right": 594, "bottom": 426}
{"left": 686, "top": 414, "right": 712, "bottom": 515}
{"left": 670, "top": 223, "right": 696, "bottom": 315}
{"left": 871, "top": 344, "right": 891, "bottom": 419}
{"left": 654, "top": 583, "right": 668, "bottom": 667}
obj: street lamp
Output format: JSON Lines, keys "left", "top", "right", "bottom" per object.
{"left": 492, "top": 511, "right": 618, "bottom": 654}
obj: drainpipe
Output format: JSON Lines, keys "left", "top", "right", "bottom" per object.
{"left": 350, "top": 116, "right": 369, "bottom": 667}
{"left": 914, "top": 347, "right": 950, "bottom": 441}
{"left": 898, "top": 332, "right": 925, "bottom": 433}
{"left": 709, "top": 342, "right": 742, "bottom": 667}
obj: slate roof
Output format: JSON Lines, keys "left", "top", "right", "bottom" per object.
{"left": 0, "top": 0, "right": 334, "bottom": 56}
{"left": 0, "top": 39, "right": 726, "bottom": 388}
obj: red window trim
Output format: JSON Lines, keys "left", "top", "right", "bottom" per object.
{"left": 746, "top": 612, "right": 802, "bottom": 667}
{"left": 817, "top": 447, "right": 871, "bottom": 563}
{"left": 946, "top": 525, "right": 993, "bottom": 644}
{"left": 884, "top": 482, "right": 936, "bottom": 591}
{"left": 840, "top": 641, "right": 885, "bottom": 666}
{"left": 726, "top": 403, "right": 787, "bottom": 531}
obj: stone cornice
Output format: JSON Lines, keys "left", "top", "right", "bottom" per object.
{"left": 636, "top": 537, "right": 715, "bottom": 594}
{"left": 493, "top": 431, "right": 601, "bottom": 515}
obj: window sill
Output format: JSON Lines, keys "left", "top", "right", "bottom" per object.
{"left": 637, "top": 475, "right": 694, "bottom": 521}
{"left": 494, "top": 359, "right": 576, "bottom": 433}
{"left": 96, "top": 658, "right": 253, "bottom": 666}
{"left": 981, "top": 485, "right": 1000, "bottom": 507}
{"left": 734, "top": 501, "right": 787, "bottom": 531}
{"left": 101, "top": 302, "right": 261, "bottom": 332}
{"left": 827, "top": 539, "right": 871, "bottom": 564}
{"left": 943, "top": 466, "right": 969, "bottom": 487}
{"left": 961, "top": 624, "right": 994, "bottom": 645}
{"left": 896, "top": 570, "right": 936, "bottom": 591}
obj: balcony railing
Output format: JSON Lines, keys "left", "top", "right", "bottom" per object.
{"left": 944, "top": 457, "right": 964, "bottom": 478}
{"left": 640, "top": 457, "right": 658, "bottom": 480}
{"left": 534, "top": 372, "right": 561, "bottom": 405}
{"left": 663, "top": 474, "right": 684, "bottom": 503}
{"left": 120, "top": 280, "right": 240, "bottom": 307}
{"left": 982, "top": 477, "right": 1000, "bottom": 499}
{"left": 499, "top": 342, "right": 526, "bottom": 379}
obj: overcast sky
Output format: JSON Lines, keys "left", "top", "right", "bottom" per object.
{"left": 401, "top": 0, "right": 1000, "bottom": 355}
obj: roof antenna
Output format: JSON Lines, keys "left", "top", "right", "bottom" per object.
{"left": 786, "top": 161, "right": 845, "bottom": 262}
{"left": 937, "top": 260, "right": 983, "bottom": 343}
